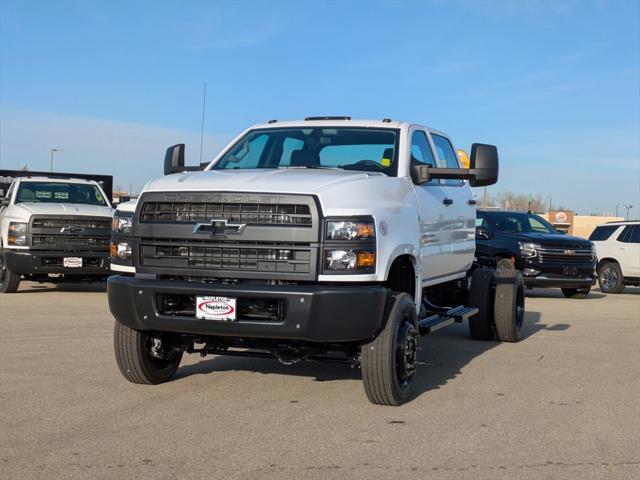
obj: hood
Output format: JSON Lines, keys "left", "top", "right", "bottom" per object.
{"left": 13, "top": 203, "right": 114, "bottom": 217}
{"left": 499, "top": 231, "right": 591, "bottom": 247}
{"left": 144, "top": 168, "right": 382, "bottom": 196}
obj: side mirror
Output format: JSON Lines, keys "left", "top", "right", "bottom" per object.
{"left": 475, "top": 226, "right": 492, "bottom": 240}
{"left": 0, "top": 197, "right": 10, "bottom": 207}
{"left": 410, "top": 143, "right": 499, "bottom": 187}
{"left": 469, "top": 143, "right": 499, "bottom": 187}
{"left": 164, "top": 144, "right": 186, "bottom": 175}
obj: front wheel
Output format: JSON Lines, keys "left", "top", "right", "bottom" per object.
{"left": 0, "top": 253, "right": 21, "bottom": 293}
{"left": 361, "top": 292, "right": 419, "bottom": 406}
{"left": 114, "top": 322, "right": 183, "bottom": 384}
{"left": 598, "top": 262, "right": 625, "bottom": 294}
{"left": 561, "top": 287, "right": 591, "bottom": 299}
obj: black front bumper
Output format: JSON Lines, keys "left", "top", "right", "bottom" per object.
{"left": 523, "top": 275, "right": 595, "bottom": 288}
{"left": 107, "top": 275, "right": 388, "bottom": 343}
{"left": 4, "top": 249, "right": 110, "bottom": 275}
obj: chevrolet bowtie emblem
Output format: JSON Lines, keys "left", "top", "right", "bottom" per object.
{"left": 564, "top": 249, "right": 575, "bottom": 255}
{"left": 60, "top": 225, "right": 84, "bottom": 234}
{"left": 193, "top": 219, "right": 247, "bottom": 236}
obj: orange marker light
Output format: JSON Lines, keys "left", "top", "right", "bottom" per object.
{"left": 110, "top": 242, "right": 118, "bottom": 258}
{"left": 356, "top": 251, "right": 376, "bottom": 268}
{"left": 356, "top": 223, "right": 375, "bottom": 238}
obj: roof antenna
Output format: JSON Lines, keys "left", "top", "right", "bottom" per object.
{"left": 199, "top": 81, "right": 207, "bottom": 164}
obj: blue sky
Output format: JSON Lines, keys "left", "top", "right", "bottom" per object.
{"left": 1, "top": 0, "right": 638, "bottom": 214}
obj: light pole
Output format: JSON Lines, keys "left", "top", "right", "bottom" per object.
{"left": 49, "top": 148, "right": 62, "bottom": 172}
{"left": 623, "top": 204, "right": 633, "bottom": 220}
{"left": 616, "top": 202, "right": 620, "bottom": 217}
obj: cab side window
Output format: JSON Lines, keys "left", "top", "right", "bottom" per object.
{"left": 410, "top": 131, "right": 437, "bottom": 185}
{"left": 431, "top": 133, "right": 463, "bottom": 186}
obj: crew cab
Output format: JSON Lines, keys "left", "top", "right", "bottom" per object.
{"left": 0, "top": 177, "right": 114, "bottom": 293}
{"left": 475, "top": 210, "right": 596, "bottom": 298}
{"left": 590, "top": 221, "right": 640, "bottom": 293}
{"left": 108, "top": 117, "right": 524, "bottom": 405}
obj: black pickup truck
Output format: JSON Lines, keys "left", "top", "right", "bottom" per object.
{"left": 475, "top": 210, "right": 596, "bottom": 298}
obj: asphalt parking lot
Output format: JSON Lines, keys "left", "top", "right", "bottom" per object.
{"left": 1, "top": 282, "right": 639, "bottom": 480}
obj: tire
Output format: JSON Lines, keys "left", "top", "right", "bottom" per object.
{"left": 0, "top": 252, "right": 21, "bottom": 293}
{"left": 561, "top": 287, "right": 591, "bottom": 299}
{"left": 598, "top": 262, "right": 625, "bottom": 294}
{"left": 496, "top": 257, "right": 515, "bottom": 274}
{"left": 494, "top": 270, "right": 525, "bottom": 343}
{"left": 114, "top": 322, "right": 183, "bottom": 384}
{"left": 468, "top": 269, "right": 496, "bottom": 340}
{"left": 361, "top": 292, "right": 419, "bottom": 406}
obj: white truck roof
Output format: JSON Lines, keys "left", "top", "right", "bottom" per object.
{"left": 16, "top": 176, "right": 102, "bottom": 185}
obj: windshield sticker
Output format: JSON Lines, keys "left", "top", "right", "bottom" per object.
{"left": 54, "top": 191, "right": 70, "bottom": 200}
{"left": 35, "top": 191, "right": 52, "bottom": 199}
{"left": 95, "top": 192, "right": 104, "bottom": 202}
{"left": 381, "top": 157, "right": 391, "bottom": 167}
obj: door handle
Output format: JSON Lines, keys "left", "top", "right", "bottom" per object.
{"left": 467, "top": 199, "right": 477, "bottom": 206}
{"left": 443, "top": 198, "right": 454, "bottom": 206}
{"left": 620, "top": 246, "right": 628, "bottom": 250}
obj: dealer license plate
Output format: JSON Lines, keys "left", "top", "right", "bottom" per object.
{"left": 195, "top": 296, "right": 237, "bottom": 321}
{"left": 63, "top": 257, "right": 83, "bottom": 268}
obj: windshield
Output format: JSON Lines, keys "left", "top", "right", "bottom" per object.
{"left": 211, "top": 127, "right": 399, "bottom": 175}
{"left": 478, "top": 212, "right": 557, "bottom": 234}
{"left": 16, "top": 182, "right": 108, "bottom": 206}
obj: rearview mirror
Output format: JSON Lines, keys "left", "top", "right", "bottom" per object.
{"left": 163, "top": 144, "right": 210, "bottom": 175}
{"left": 468, "top": 143, "right": 499, "bottom": 187}
{"left": 410, "top": 143, "right": 499, "bottom": 187}
{"left": 475, "top": 225, "right": 492, "bottom": 240}
{"left": 164, "top": 144, "right": 186, "bottom": 175}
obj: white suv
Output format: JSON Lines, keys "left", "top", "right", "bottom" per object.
{"left": 590, "top": 221, "right": 640, "bottom": 293}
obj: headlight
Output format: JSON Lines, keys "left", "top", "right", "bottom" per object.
{"left": 326, "top": 220, "right": 375, "bottom": 240}
{"left": 324, "top": 249, "right": 375, "bottom": 271}
{"left": 7, "top": 222, "right": 28, "bottom": 246}
{"left": 112, "top": 213, "right": 133, "bottom": 235}
{"left": 110, "top": 241, "right": 132, "bottom": 260}
{"left": 591, "top": 244, "right": 597, "bottom": 261}
{"left": 519, "top": 242, "right": 540, "bottom": 258}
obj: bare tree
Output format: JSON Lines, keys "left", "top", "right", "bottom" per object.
{"left": 491, "top": 190, "right": 548, "bottom": 212}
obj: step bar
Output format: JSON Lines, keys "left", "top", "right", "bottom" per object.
{"left": 418, "top": 306, "right": 478, "bottom": 335}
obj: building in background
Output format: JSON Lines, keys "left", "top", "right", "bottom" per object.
{"left": 540, "top": 210, "right": 624, "bottom": 238}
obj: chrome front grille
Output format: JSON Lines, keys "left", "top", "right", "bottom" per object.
{"left": 28, "top": 215, "right": 111, "bottom": 252}
{"left": 32, "top": 218, "right": 111, "bottom": 229}
{"left": 538, "top": 246, "right": 593, "bottom": 266}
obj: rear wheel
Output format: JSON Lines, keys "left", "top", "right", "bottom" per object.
{"left": 0, "top": 253, "right": 21, "bottom": 293}
{"left": 494, "top": 270, "right": 525, "bottom": 342}
{"left": 561, "top": 287, "right": 591, "bottom": 299}
{"left": 598, "top": 262, "right": 625, "bottom": 294}
{"left": 361, "top": 293, "right": 419, "bottom": 406}
{"left": 114, "top": 322, "right": 183, "bottom": 384}
{"left": 468, "top": 269, "right": 496, "bottom": 340}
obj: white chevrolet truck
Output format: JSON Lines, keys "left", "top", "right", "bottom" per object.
{"left": 108, "top": 117, "right": 524, "bottom": 405}
{"left": 0, "top": 177, "right": 114, "bottom": 293}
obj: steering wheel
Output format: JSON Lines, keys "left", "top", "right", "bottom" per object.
{"left": 343, "top": 160, "right": 386, "bottom": 172}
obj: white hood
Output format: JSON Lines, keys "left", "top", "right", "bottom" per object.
{"left": 146, "top": 169, "right": 380, "bottom": 195}
{"left": 14, "top": 203, "right": 114, "bottom": 217}
{"left": 141, "top": 168, "right": 413, "bottom": 216}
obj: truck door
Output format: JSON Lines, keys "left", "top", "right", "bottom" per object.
{"left": 429, "top": 132, "right": 476, "bottom": 276}
{"left": 617, "top": 225, "right": 640, "bottom": 278}
{"left": 409, "top": 129, "right": 453, "bottom": 284}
